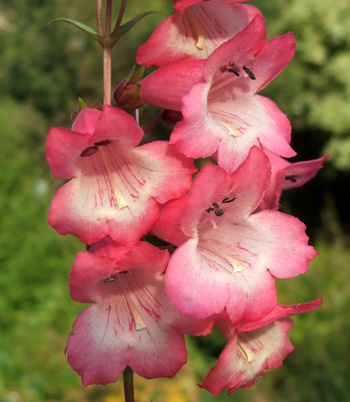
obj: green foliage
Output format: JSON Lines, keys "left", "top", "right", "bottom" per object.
{"left": 256, "top": 0, "right": 350, "bottom": 170}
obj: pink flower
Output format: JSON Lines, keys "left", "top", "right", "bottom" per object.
{"left": 137, "top": 0, "right": 261, "bottom": 67}
{"left": 139, "top": 15, "right": 296, "bottom": 173}
{"left": 153, "top": 147, "right": 317, "bottom": 323}
{"left": 260, "top": 150, "right": 329, "bottom": 210}
{"left": 200, "top": 298, "right": 322, "bottom": 395}
{"left": 66, "top": 237, "right": 212, "bottom": 386}
{"left": 46, "top": 106, "right": 196, "bottom": 246}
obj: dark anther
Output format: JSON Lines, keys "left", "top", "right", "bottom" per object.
{"left": 242, "top": 66, "right": 256, "bottom": 80}
{"left": 119, "top": 270, "right": 129, "bottom": 275}
{"left": 227, "top": 62, "right": 240, "bottom": 77}
{"left": 104, "top": 275, "right": 116, "bottom": 283}
{"left": 222, "top": 195, "right": 237, "bottom": 203}
{"left": 285, "top": 175, "right": 302, "bottom": 183}
{"left": 220, "top": 62, "right": 240, "bottom": 76}
{"left": 206, "top": 202, "right": 224, "bottom": 217}
{"left": 214, "top": 208, "right": 224, "bottom": 217}
{"left": 80, "top": 145, "right": 98, "bottom": 157}
{"left": 94, "top": 139, "right": 112, "bottom": 147}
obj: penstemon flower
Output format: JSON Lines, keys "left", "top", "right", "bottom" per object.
{"left": 45, "top": 0, "right": 324, "bottom": 399}
{"left": 137, "top": 0, "right": 262, "bottom": 67}
{"left": 200, "top": 298, "right": 322, "bottom": 395}
{"left": 66, "top": 237, "right": 212, "bottom": 386}
{"left": 47, "top": 105, "right": 196, "bottom": 246}
{"left": 138, "top": 15, "right": 296, "bottom": 172}
{"left": 152, "top": 147, "right": 317, "bottom": 323}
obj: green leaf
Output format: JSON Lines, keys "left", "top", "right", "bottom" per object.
{"left": 47, "top": 18, "right": 103, "bottom": 46}
{"left": 110, "top": 11, "right": 160, "bottom": 47}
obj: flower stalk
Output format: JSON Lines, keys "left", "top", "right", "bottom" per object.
{"left": 123, "top": 366, "right": 135, "bottom": 402}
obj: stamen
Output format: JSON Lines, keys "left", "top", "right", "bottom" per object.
{"left": 80, "top": 145, "right": 98, "bottom": 157}
{"left": 187, "top": 8, "right": 205, "bottom": 50}
{"left": 114, "top": 190, "right": 128, "bottom": 209}
{"left": 214, "top": 208, "right": 224, "bottom": 217}
{"left": 226, "top": 255, "right": 244, "bottom": 273}
{"left": 220, "top": 120, "right": 240, "bottom": 137}
{"left": 104, "top": 274, "right": 116, "bottom": 283}
{"left": 94, "top": 139, "right": 112, "bottom": 146}
{"left": 285, "top": 174, "right": 302, "bottom": 183}
{"left": 206, "top": 203, "right": 224, "bottom": 217}
{"left": 220, "top": 62, "right": 240, "bottom": 77}
{"left": 227, "top": 62, "right": 240, "bottom": 76}
{"left": 243, "top": 66, "right": 256, "bottom": 80}
{"left": 222, "top": 195, "right": 237, "bottom": 203}
{"left": 238, "top": 340, "right": 255, "bottom": 363}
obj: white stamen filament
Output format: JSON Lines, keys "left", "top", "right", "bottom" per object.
{"left": 238, "top": 340, "right": 255, "bottom": 363}
{"left": 187, "top": 8, "right": 205, "bottom": 50}
{"left": 226, "top": 255, "right": 244, "bottom": 272}
{"left": 220, "top": 120, "right": 240, "bottom": 137}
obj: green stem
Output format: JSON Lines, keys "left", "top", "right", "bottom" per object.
{"left": 123, "top": 366, "right": 135, "bottom": 402}
{"left": 103, "top": 0, "right": 113, "bottom": 105}
{"left": 96, "top": 0, "right": 103, "bottom": 35}
{"left": 112, "top": 0, "right": 127, "bottom": 35}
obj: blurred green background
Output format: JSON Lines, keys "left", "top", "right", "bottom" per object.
{"left": 0, "top": 0, "right": 349, "bottom": 401}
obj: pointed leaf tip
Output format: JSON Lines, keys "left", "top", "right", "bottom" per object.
{"left": 47, "top": 18, "right": 103, "bottom": 45}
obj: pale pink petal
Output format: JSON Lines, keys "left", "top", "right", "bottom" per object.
{"left": 151, "top": 195, "right": 190, "bottom": 247}
{"left": 249, "top": 211, "right": 317, "bottom": 278}
{"left": 249, "top": 33, "right": 296, "bottom": 94}
{"left": 137, "top": 141, "right": 197, "bottom": 204}
{"left": 238, "top": 298, "right": 323, "bottom": 333}
{"left": 260, "top": 151, "right": 328, "bottom": 210}
{"left": 170, "top": 83, "right": 221, "bottom": 159}
{"left": 46, "top": 127, "right": 92, "bottom": 179}
{"left": 93, "top": 105, "right": 144, "bottom": 147}
{"left": 166, "top": 238, "right": 233, "bottom": 319}
{"left": 282, "top": 155, "right": 328, "bottom": 190}
{"left": 72, "top": 108, "right": 101, "bottom": 134}
{"left": 139, "top": 59, "right": 205, "bottom": 111}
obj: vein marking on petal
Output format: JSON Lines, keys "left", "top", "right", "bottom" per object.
{"left": 187, "top": 8, "right": 205, "bottom": 50}
{"left": 118, "top": 276, "right": 147, "bottom": 331}
{"left": 238, "top": 339, "right": 255, "bottom": 363}
{"left": 226, "top": 255, "right": 244, "bottom": 273}
{"left": 99, "top": 147, "right": 129, "bottom": 210}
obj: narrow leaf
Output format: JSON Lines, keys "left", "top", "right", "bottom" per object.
{"left": 48, "top": 18, "right": 104, "bottom": 46}
{"left": 110, "top": 11, "right": 159, "bottom": 46}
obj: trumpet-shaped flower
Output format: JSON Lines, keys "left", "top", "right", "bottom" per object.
{"left": 260, "top": 150, "right": 328, "bottom": 210}
{"left": 46, "top": 106, "right": 196, "bottom": 246}
{"left": 139, "top": 15, "right": 296, "bottom": 173}
{"left": 154, "top": 147, "right": 317, "bottom": 323}
{"left": 137, "top": 0, "right": 261, "bottom": 67}
{"left": 200, "top": 298, "right": 322, "bottom": 395}
{"left": 66, "top": 238, "right": 213, "bottom": 386}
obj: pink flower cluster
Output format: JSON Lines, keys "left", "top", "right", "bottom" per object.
{"left": 46, "top": 0, "right": 325, "bottom": 395}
